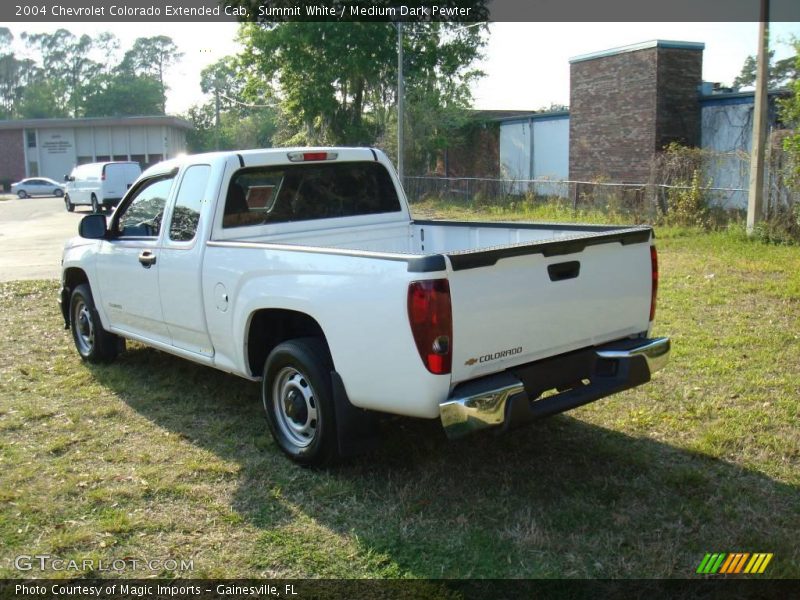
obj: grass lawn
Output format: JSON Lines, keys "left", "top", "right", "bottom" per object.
{"left": 0, "top": 204, "right": 798, "bottom": 579}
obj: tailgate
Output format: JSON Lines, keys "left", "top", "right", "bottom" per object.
{"left": 447, "top": 229, "right": 653, "bottom": 385}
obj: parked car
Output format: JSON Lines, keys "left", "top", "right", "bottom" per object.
{"left": 63, "top": 161, "right": 142, "bottom": 213}
{"left": 60, "top": 147, "right": 670, "bottom": 465}
{"left": 11, "top": 177, "right": 65, "bottom": 198}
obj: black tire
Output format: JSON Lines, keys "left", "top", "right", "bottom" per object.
{"left": 64, "top": 194, "right": 74, "bottom": 212}
{"left": 69, "top": 283, "right": 119, "bottom": 363}
{"left": 262, "top": 338, "right": 339, "bottom": 466}
{"left": 17, "top": 190, "right": 28, "bottom": 199}
{"left": 91, "top": 194, "right": 99, "bottom": 213}
{"left": 54, "top": 188, "right": 64, "bottom": 197}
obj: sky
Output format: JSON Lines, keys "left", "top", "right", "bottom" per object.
{"left": 7, "top": 21, "right": 800, "bottom": 115}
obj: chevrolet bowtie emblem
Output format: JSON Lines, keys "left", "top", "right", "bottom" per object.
{"left": 464, "top": 358, "right": 478, "bottom": 366}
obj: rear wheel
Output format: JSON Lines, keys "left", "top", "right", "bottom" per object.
{"left": 69, "top": 283, "right": 119, "bottom": 363}
{"left": 54, "top": 188, "right": 64, "bottom": 197}
{"left": 91, "top": 194, "right": 99, "bottom": 213}
{"left": 17, "top": 190, "right": 28, "bottom": 199}
{"left": 64, "top": 194, "right": 74, "bottom": 212}
{"left": 262, "top": 338, "right": 339, "bottom": 466}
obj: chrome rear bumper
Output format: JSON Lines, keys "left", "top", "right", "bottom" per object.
{"left": 440, "top": 337, "right": 670, "bottom": 439}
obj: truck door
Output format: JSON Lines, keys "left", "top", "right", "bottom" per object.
{"left": 94, "top": 172, "right": 176, "bottom": 344}
{"left": 156, "top": 163, "right": 215, "bottom": 357}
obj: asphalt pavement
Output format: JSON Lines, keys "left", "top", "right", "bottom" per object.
{"left": 0, "top": 194, "right": 90, "bottom": 282}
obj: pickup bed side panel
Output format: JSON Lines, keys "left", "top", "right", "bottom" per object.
{"left": 202, "top": 245, "right": 450, "bottom": 419}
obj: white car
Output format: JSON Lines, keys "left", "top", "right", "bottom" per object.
{"left": 63, "top": 161, "right": 142, "bottom": 213}
{"left": 11, "top": 177, "right": 65, "bottom": 198}
{"left": 60, "top": 147, "right": 670, "bottom": 465}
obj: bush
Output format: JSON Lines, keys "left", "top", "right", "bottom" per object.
{"left": 754, "top": 202, "right": 800, "bottom": 245}
{"left": 661, "top": 170, "right": 710, "bottom": 228}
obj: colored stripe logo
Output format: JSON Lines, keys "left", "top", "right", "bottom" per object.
{"left": 696, "top": 553, "right": 773, "bottom": 574}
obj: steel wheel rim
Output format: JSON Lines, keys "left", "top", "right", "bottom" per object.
{"left": 73, "top": 299, "right": 94, "bottom": 355}
{"left": 272, "top": 366, "right": 318, "bottom": 448}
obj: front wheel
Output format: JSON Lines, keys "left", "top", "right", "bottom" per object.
{"left": 262, "top": 338, "right": 339, "bottom": 466}
{"left": 69, "top": 283, "right": 119, "bottom": 363}
{"left": 64, "top": 194, "right": 74, "bottom": 212}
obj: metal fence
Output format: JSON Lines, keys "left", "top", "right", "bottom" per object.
{"left": 402, "top": 176, "right": 781, "bottom": 222}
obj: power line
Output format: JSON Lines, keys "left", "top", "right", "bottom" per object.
{"left": 217, "top": 91, "right": 279, "bottom": 109}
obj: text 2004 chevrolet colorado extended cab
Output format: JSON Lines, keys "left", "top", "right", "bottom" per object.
{"left": 60, "top": 147, "right": 670, "bottom": 465}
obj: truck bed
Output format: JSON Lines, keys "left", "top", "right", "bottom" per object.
{"left": 217, "top": 217, "right": 654, "bottom": 386}
{"left": 223, "top": 217, "right": 651, "bottom": 263}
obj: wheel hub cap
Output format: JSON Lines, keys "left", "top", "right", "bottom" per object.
{"left": 73, "top": 300, "right": 94, "bottom": 354}
{"left": 272, "top": 367, "right": 318, "bottom": 448}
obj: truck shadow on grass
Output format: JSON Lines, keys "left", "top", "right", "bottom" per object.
{"left": 95, "top": 346, "right": 799, "bottom": 579}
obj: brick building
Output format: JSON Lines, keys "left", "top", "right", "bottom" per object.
{"left": 568, "top": 40, "right": 704, "bottom": 183}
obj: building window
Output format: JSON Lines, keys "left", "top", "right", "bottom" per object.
{"left": 95, "top": 155, "right": 110, "bottom": 162}
{"left": 113, "top": 154, "right": 129, "bottom": 161}
{"left": 144, "top": 154, "right": 163, "bottom": 169}
{"left": 26, "top": 130, "right": 36, "bottom": 148}
{"left": 77, "top": 156, "right": 94, "bottom": 165}
{"left": 130, "top": 154, "right": 146, "bottom": 168}
{"left": 27, "top": 161, "right": 39, "bottom": 177}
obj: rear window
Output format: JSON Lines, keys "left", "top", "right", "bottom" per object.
{"left": 222, "top": 162, "right": 401, "bottom": 229}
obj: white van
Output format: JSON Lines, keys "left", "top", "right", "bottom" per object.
{"left": 64, "top": 162, "right": 142, "bottom": 213}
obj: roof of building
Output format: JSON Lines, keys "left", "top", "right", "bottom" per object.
{"left": 469, "top": 109, "right": 570, "bottom": 123}
{"left": 569, "top": 40, "right": 706, "bottom": 64}
{"left": 700, "top": 88, "right": 791, "bottom": 105}
{"left": 0, "top": 115, "right": 193, "bottom": 131}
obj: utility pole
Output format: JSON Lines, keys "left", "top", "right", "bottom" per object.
{"left": 397, "top": 22, "right": 405, "bottom": 181}
{"left": 747, "top": 0, "right": 770, "bottom": 235}
{"left": 214, "top": 85, "right": 221, "bottom": 152}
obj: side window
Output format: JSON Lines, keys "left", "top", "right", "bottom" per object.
{"left": 117, "top": 176, "right": 175, "bottom": 238}
{"left": 169, "top": 165, "right": 210, "bottom": 242}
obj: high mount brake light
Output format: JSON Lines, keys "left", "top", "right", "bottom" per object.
{"left": 408, "top": 279, "right": 452, "bottom": 375}
{"left": 287, "top": 151, "right": 338, "bottom": 162}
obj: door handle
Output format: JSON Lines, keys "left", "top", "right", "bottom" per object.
{"left": 548, "top": 260, "right": 580, "bottom": 282}
{"left": 138, "top": 250, "right": 157, "bottom": 268}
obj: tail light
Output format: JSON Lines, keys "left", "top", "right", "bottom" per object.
{"left": 649, "top": 245, "right": 658, "bottom": 322}
{"left": 408, "top": 279, "right": 452, "bottom": 375}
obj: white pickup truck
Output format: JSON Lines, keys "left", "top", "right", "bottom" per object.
{"left": 60, "top": 147, "right": 670, "bottom": 465}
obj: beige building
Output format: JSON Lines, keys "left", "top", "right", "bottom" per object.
{"left": 0, "top": 116, "right": 192, "bottom": 187}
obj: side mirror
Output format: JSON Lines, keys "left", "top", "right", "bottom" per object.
{"left": 64, "top": 175, "right": 73, "bottom": 182}
{"left": 78, "top": 214, "right": 107, "bottom": 239}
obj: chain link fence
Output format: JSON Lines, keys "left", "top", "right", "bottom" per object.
{"left": 402, "top": 176, "right": 754, "bottom": 223}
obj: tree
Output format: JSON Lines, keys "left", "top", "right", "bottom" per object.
{"left": 398, "top": 23, "right": 486, "bottom": 173}
{"left": 186, "top": 56, "right": 278, "bottom": 152}
{"left": 17, "top": 79, "right": 68, "bottom": 118}
{"left": 779, "top": 40, "right": 800, "bottom": 189}
{"left": 22, "top": 29, "right": 101, "bottom": 117}
{"left": 0, "top": 28, "right": 40, "bottom": 119}
{"left": 119, "top": 36, "right": 182, "bottom": 112}
{"left": 0, "top": 28, "right": 20, "bottom": 118}
{"left": 237, "top": 17, "right": 487, "bottom": 171}
{"left": 93, "top": 32, "right": 121, "bottom": 75}
{"left": 2, "top": 27, "right": 181, "bottom": 119}
{"left": 734, "top": 49, "right": 798, "bottom": 89}
{"left": 83, "top": 73, "right": 164, "bottom": 117}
